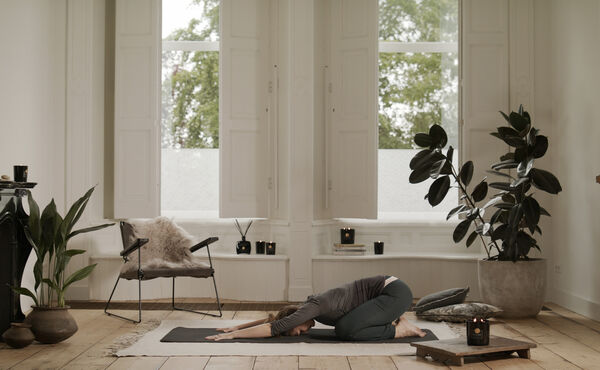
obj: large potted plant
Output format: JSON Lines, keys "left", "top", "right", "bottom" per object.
{"left": 409, "top": 106, "right": 562, "bottom": 317}
{"left": 11, "top": 187, "right": 113, "bottom": 343}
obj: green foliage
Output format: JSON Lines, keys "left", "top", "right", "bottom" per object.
{"left": 409, "top": 106, "right": 562, "bottom": 261}
{"left": 162, "top": 0, "right": 458, "bottom": 150}
{"left": 162, "top": 0, "right": 219, "bottom": 149}
{"left": 7, "top": 187, "right": 114, "bottom": 307}
{"left": 378, "top": 0, "right": 458, "bottom": 149}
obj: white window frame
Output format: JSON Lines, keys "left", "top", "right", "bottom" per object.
{"left": 376, "top": 12, "right": 460, "bottom": 218}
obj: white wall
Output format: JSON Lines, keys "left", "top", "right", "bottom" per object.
{"left": 542, "top": 0, "right": 600, "bottom": 320}
{"left": 0, "top": 0, "right": 67, "bottom": 209}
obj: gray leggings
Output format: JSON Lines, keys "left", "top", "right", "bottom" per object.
{"left": 334, "top": 279, "right": 413, "bottom": 341}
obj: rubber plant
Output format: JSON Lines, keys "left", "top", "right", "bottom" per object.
{"left": 408, "top": 105, "right": 562, "bottom": 261}
{"left": 11, "top": 186, "right": 114, "bottom": 307}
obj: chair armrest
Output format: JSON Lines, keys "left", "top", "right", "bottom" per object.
{"left": 190, "top": 237, "right": 219, "bottom": 253}
{"left": 120, "top": 238, "right": 149, "bottom": 257}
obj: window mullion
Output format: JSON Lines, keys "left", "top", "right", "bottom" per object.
{"left": 378, "top": 41, "right": 458, "bottom": 54}
{"left": 162, "top": 40, "right": 219, "bottom": 52}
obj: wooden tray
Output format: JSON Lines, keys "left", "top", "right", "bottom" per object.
{"left": 411, "top": 336, "right": 537, "bottom": 366}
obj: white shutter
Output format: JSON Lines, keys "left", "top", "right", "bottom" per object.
{"left": 461, "top": 0, "right": 510, "bottom": 186}
{"left": 329, "top": 0, "right": 378, "bottom": 219}
{"left": 219, "top": 0, "right": 269, "bottom": 218}
{"left": 114, "top": 0, "right": 160, "bottom": 218}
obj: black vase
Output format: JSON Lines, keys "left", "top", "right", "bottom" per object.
{"left": 236, "top": 237, "right": 251, "bottom": 254}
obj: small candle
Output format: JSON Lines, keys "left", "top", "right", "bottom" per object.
{"left": 256, "top": 240, "right": 266, "bottom": 254}
{"left": 374, "top": 241, "right": 384, "bottom": 255}
{"left": 340, "top": 228, "right": 355, "bottom": 244}
{"left": 266, "top": 241, "right": 276, "bottom": 255}
{"left": 467, "top": 317, "right": 489, "bottom": 346}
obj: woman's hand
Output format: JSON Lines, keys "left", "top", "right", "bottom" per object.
{"left": 205, "top": 332, "right": 235, "bottom": 341}
{"left": 216, "top": 326, "right": 238, "bottom": 333}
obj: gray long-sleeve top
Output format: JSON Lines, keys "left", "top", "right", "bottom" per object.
{"left": 270, "top": 275, "right": 386, "bottom": 336}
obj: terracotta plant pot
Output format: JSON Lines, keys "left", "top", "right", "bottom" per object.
{"left": 2, "top": 322, "right": 35, "bottom": 348}
{"left": 25, "top": 306, "right": 78, "bottom": 344}
{"left": 478, "top": 259, "right": 546, "bottom": 318}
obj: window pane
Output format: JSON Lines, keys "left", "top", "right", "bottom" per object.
{"left": 162, "top": 0, "right": 219, "bottom": 41}
{"left": 379, "top": 0, "right": 458, "bottom": 42}
{"left": 161, "top": 0, "right": 220, "bottom": 217}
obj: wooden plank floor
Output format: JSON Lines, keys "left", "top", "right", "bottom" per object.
{"left": 0, "top": 303, "right": 597, "bottom": 369}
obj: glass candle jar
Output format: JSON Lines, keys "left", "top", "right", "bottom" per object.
{"left": 340, "top": 228, "right": 355, "bottom": 244}
{"left": 467, "top": 317, "right": 489, "bottom": 346}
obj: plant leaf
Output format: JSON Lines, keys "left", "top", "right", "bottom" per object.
{"left": 511, "top": 177, "right": 530, "bottom": 188}
{"left": 429, "top": 159, "right": 447, "bottom": 179}
{"left": 490, "top": 208, "right": 504, "bottom": 225}
{"left": 26, "top": 190, "right": 41, "bottom": 247}
{"left": 522, "top": 196, "right": 541, "bottom": 234}
{"left": 509, "top": 111, "right": 528, "bottom": 131}
{"left": 459, "top": 161, "right": 474, "bottom": 186}
{"left": 532, "top": 135, "right": 548, "bottom": 158}
{"left": 466, "top": 230, "right": 478, "bottom": 247}
{"left": 409, "top": 149, "right": 433, "bottom": 170}
{"left": 446, "top": 204, "right": 467, "bottom": 220}
{"left": 414, "top": 133, "right": 433, "bottom": 148}
{"left": 492, "top": 159, "right": 518, "bottom": 170}
{"left": 517, "top": 158, "right": 535, "bottom": 177}
{"left": 530, "top": 168, "right": 562, "bottom": 194}
{"left": 489, "top": 182, "right": 512, "bottom": 191}
{"left": 428, "top": 176, "right": 451, "bottom": 206}
{"left": 429, "top": 124, "right": 448, "bottom": 148}
{"left": 508, "top": 204, "right": 524, "bottom": 232}
{"left": 67, "top": 223, "right": 115, "bottom": 240}
{"left": 409, "top": 166, "right": 432, "bottom": 184}
{"left": 500, "top": 111, "right": 510, "bottom": 123}
{"left": 494, "top": 202, "right": 515, "bottom": 210}
{"left": 453, "top": 219, "right": 472, "bottom": 243}
{"left": 483, "top": 197, "right": 501, "bottom": 209}
{"left": 446, "top": 146, "right": 454, "bottom": 164}
{"left": 10, "top": 286, "right": 38, "bottom": 306}
{"left": 491, "top": 224, "right": 507, "bottom": 240}
{"left": 540, "top": 207, "right": 551, "bottom": 217}
{"left": 62, "top": 264, "right": 97, "bottom": 291}
{"left": 471, "top": 180, "right": 488, "bottom": 202}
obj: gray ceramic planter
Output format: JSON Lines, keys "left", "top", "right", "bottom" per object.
{"left": 25, "top": 306, "right": 78, "bottom": 344}
{"left": 478, "top": 259, "right": 547, "bottom": 318}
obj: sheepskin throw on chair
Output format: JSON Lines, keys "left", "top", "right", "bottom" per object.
{"left": 120, "top": 217, "right": 206, "bottom": 279}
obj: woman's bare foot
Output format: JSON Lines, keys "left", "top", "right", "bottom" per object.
{"left": 393, "top": 315, "right": 426, "bottom": 338}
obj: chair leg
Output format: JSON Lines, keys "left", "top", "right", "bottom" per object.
{"left": 105, "top": 275, "right": 142, "bottom": 324}
{"left": 172, "top": 275, "right": 223, "bottom": 317}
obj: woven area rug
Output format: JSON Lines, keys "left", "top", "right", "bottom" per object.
{"left": 116, "top": 319, "right": 458, "bottom": 357}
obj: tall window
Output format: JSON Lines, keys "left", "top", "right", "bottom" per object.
{"left": 161, "top": 0, "right": 219, "bottom": 218}
{"left": 378, "top": 0, "right": 459, "bottom": 217}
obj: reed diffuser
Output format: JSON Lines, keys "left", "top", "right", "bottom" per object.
{"left": 235, "top": 219, "right": 253, "bottom": 254}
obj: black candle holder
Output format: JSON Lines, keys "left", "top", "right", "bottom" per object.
{"left": 256, "top": 240, "right": 265, "bottom": 254}
{"left": 13, "top": 166, "right": 27, "bottom": 183}
{"left": 266, "top": 241, "right": 276, "bottom": 255}
{"left": 236, "top": 236, "right": 251, "bottom": 254}
{"left": 467, "top": 318, "right": 489, "bottom": 346}
{"left": 234, "top": 219, "right": 253, "bottom": 255}
{"left": 340, "top": 228, "right": 355, "bottom": 244}
{"left": 374, "top": 241, "right": 384, "bottom": 254}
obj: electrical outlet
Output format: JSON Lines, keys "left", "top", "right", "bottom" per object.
{"left": 554, "top": 264, "right": 561, "bottom": 274}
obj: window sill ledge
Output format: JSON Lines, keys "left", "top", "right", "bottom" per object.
{"left": 312, "top": 252, "right": 483, "bottom": 261}
{"left": 91, "top": 253, "right": 289, "bottom": 262}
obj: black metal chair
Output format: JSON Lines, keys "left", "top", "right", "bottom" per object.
{"left": 104, "top": 221, "right": 223, "bottom": 323}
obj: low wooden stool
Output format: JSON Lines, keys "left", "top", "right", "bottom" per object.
{"left": 411, "top": 336, "right": 537, "bottom": 366}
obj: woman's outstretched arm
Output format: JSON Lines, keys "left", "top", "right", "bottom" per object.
{"left": 206, "top": 323, "right": 272, "bottom": 341}
{"left": 216, "top": 318, "right": 269, "bottom": 333}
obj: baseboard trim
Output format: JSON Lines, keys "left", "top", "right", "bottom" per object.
{"left": 551, "top": 288, "right": 600, "bottom": 321}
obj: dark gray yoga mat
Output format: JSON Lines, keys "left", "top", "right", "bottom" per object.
{"left": 160, "top": 327, "right": 437, "bottom": 343}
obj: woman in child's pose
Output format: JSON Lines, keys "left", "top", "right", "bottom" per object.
{"left": 206, "top": 275, "right": 425, "bottom": 341}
